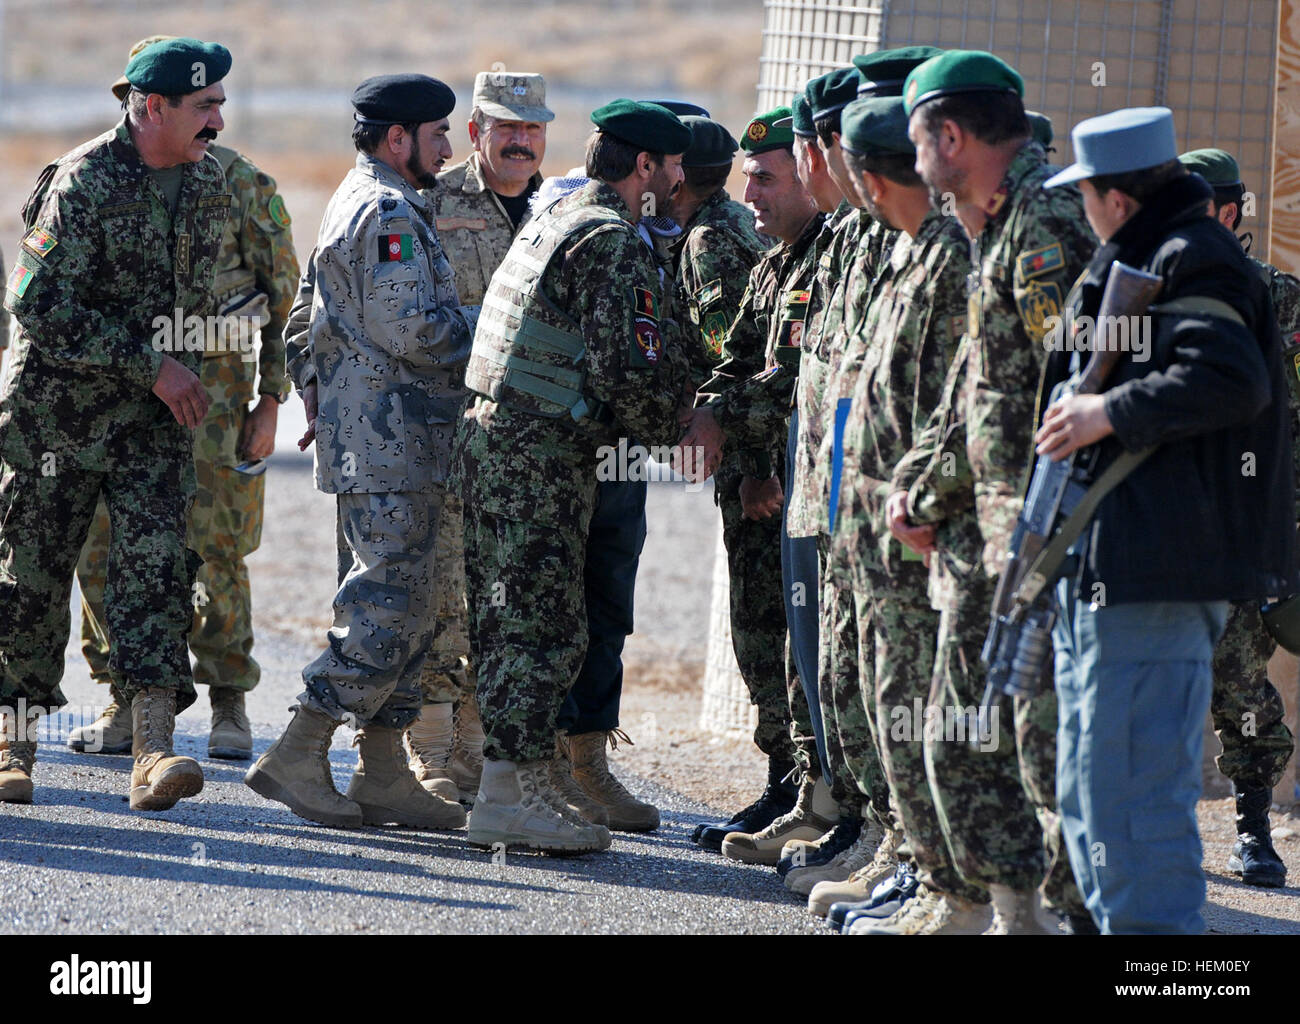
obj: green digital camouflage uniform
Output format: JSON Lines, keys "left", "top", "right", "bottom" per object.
{"left": 0, "top": 120, "right": 228, "bottom": 713}
{"left": 284, "top": 152, "right": 475, "bottom": 729}
{"left": 701, "top": 210, "right": 827, "bottom": 774}
{"left": 670, "top": 188, "right": 783, "bottom": 757}
{"left": 808, "top": 209, "right": 896, "bottom": 823}
{"left": 896, "top": 142, "right": 1095, "bottom": 912}
{"left": 76, "top": 143, "right": 298, "bottom": 696}
{"left": 0, "top": 247, "right": 9, "bottom": 351}
{"left": 834, "top": 209, "right": 978, "bottom": 899}
{"left": 1209, "top": 257, "right": 1300, "bottom": 789}
{"left": 453, "top": 180, "right": 690, "bottom": 763}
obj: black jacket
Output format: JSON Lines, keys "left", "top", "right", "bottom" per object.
{"left": 1041, "top": 172, "right": 1298, "bottom": 604}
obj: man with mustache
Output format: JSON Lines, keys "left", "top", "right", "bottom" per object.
{"left": 0, "top": 38, "right": 231, "bottom": 809}
{"left": 402, "top": 72, "right": 554, "bottom": 806}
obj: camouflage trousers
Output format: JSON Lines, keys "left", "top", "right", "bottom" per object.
{"left": 417, "top": 492, "right": 476, "bottom": 707}
{"left": 77, "top": 407, "right": 265, "bottom": 693}
{"left": 1210, "top": 599, "right": 1294, "bottom": 789}
{"left": 819, "top": 541, "right": 891, "bottom": 821}
{"left": 717, "top": 466, "right": 795, "bottom": 762}
{"left": 784, "top": 644, "right": 821, "bottom": 777}
{"left": 463, "top": 500, "right": 594, "bottom": 763}
{"left": 301, "top": 489, "right": 444, "bottom": 730}
{"left": 0, "top": 439, "right": 199, "bottom": 712}
{"left": 926, "top": 570, "right": 1081, "bottom": 909}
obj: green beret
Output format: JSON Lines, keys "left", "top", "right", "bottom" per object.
{"left": 591, "top": 99, "right": 691, "bottom": 155}
{"left": 650, "top": 100, "right": 710, "bottom": 117}
{"left": 840, "top": 96, "right": 914, "bottom": 158}
{"left": 124, "top": 37, "right": 231, "bottom": 96}
{"left": 741, "top": 106, "right": 794, "bottom": 154}
{"left": 682, "top": 116, "right": 738, "bottom": 167}
{"left": 806, "top": 67, "right": 861, "bottom": 122}
{"left": 853, "top": 46, "right": 945, "bottom": 97}
{"left": 1027, "top": 110, "right": 1054, "bottom": 148}
{"left": 1179, "top": 148, "right": 1242, "bottom": 188}
{"left": 790, "top": 94, "right": 816, "bottom": 138}
{"left": 903, "top": 50, "right": 1024, "bottom": 115}
{"left": 352, "top": 74, "right": 455, "bottom": 125}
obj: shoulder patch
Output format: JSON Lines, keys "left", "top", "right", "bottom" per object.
{"left": 1016, "top": 242, "right": 1065, "bottom": 282}
{"left": 695, "top": 278, "right": 723, "bottom": 308}
{"left": 379, "top": 234, "right": 414, "bottom": 262}
{"left": 1016, "top": 279, "right": 1063, "bottom": 340}
{"left": 702, "top": 310, "right": 729, "bottom": 357}
{"left": 268, "top": 193, "right": 291, "bottom": 229}
{"left": 21, "top": 227, "right": 57, "bottom": 260}
{"left": 380, "top": 198, "right": 398, "bottom": 212}
{"left": 632, "top": 286, "right": 659, "bottom": 321}
{"left": 632, "top": 319, "right": 662, "bottom": 366}
{"left": 5, "top": 263, "right": 34, "bottom": 303}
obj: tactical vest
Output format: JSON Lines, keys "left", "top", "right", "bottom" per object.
{"left": 467, "top": 198, "right": 631, "bottom": 424}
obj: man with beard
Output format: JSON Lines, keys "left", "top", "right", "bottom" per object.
{"left": 246, "top": 74, "right": 474, "bottom": 832}
{"left": 455, "top": 100, "right": 693, "bottom": 853}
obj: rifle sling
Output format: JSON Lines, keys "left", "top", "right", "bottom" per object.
{"left": 1012, "top": 445, "right": 1157, "bottom": 610}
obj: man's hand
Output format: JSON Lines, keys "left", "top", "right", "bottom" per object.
{"left": 152, "top": 355, "right": 209, "bottom": 428}
{"left": 740, "top": 474, "right": 784, "bottom": 520}
{"left": 675, "top": 405, "right": 726, "bottom": 483}
{"left": 886, "top": 489, "right": 936, "bottom": 559}
{"left": 239, "top": 394, "right": 279, "bottom": 461}
{"left": 1035, "top": 393, "right": 1113, "bottom": 461}
{"left": 298, "top": 382, "right": 318, "bottom": 451}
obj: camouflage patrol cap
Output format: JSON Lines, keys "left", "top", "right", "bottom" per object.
{"left": 124, "top": 37, "right": 231, "bottom": 97}
{"left": 1179, "top": 148, "right": 1242, "bottom": 188}
{"left": 903, "top": 50, "right": 1023, "bottom": 115}
{"left": 112, "top": 35, "right": 175, "bottom": 101}
{"left": 591, "top": 99, "right": 691, "bottom": 154}
{"left": 681, "top": 116, "right": 738, "bottom": 167}
{"left": 741, "top": 106, "right": 793, "bottom": 155}
{"left": 473, "top": 71, "right": 554, "bottom": 123}
{"left": 852, "top": 46, "right": 945, "bottom": 97}
{"left": 840, "top": 96, "right": 913, "bottom": 157}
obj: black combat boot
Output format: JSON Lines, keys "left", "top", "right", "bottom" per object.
{"left": 1227, "top": 785, "right": 1286, "bottom": 888}
{"left": 776, "top": 815, "right": 860, "bottom": 877}
{"left": 692, "top": 756, "right": 797, "bottom": 852}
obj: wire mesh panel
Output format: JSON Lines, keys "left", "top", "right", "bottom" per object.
{"left": 756, "top": 0, "right": 1278, "bottom": 247}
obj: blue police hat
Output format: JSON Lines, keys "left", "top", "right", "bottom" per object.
{"left": 1043, "top": 106, "right": 1178, "bottom": 188}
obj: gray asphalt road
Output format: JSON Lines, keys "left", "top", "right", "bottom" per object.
{"left": 0, "top": 455, "right": 819, "bottom": 935}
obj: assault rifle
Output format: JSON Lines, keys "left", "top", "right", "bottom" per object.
{"left": 978, "top": 262, "right": 1162, "bottom": 726}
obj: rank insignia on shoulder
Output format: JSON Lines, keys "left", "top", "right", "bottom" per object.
{"left": 632, "top": 318, "right": 662, "bottom": 366}
{"left": 696, "top": 279, "right": 722, "bottom": 308}
{"left": 632, "top": 286, "right": 659, "bottom": 321}
{"left": 21, "top": 227, "right": 57, "bottom": 260}
{"left": 1017, "top": 242, "right": 1065, "bottom": 282}
{"left": 268, "top": 193, "right": 291, "bottom": 229}
{"left": 379, "top": 234, "right": 414, "bottom": 262}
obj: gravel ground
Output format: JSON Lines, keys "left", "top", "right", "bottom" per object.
{"left": 1, "top": 438, "right": 1297, "bottom": 934}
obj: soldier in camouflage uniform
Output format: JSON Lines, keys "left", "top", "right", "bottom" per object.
{"left": 1181, "top": 148, "right": 1297, "bottom": 888}
{"left": 400, "top": 72, "right": 552, "bottom": 804}
{"left": 70, "top": 36, "right": 300, "bottom": 762}
{"left": 454, "top": 100, "right": 692, "bottom": 853}
{"left": 867, "top": 51, "right": 1098, "bottom": 934}
{"left": 692, "top": 107, "right": 826, "bottom": 850}
{"left": 245, "top": 74, "right": 474, "bottom": 833}
{"left": 0, "top": 38, "right": 232, "bottom": 810}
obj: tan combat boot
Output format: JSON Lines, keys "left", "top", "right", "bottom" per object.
{"left": 448, "top": 696, "right": 485, "bottom": 803}
{"left": 467, "top": 758, "right": 610, "bottom": 854}
{"left": 347, "top": 725, "right": 466, "bottom": 829}
{"left": 564, "top": 729, "right": 659, "bottom": 832}
{"left": 808, "top": 827, "right": 903, "bottom": 917}
{"left": 67, "top": 685, "right": 132, "bottom": 754}
{"left": 850, "top": 887, "right": 993, "bottom": 935}
{"left": 130, "top": 688, "right": 204, "bottom": 812}
{"left": 0, "top": 713, "right": 35, "bottom": 803}
{"left": 985, "top": 884, "right": 1060, "bottom": 935}
{"left": 208, "top": 688, "right": 253, "bottom": 760}
{"left": 245, "top": 703, "right": 363, "bottom": 828}
{"left": 404, "top": 703, "right": 461, "bottom": 802}
{"left": 550, "top": 734, "right": 609, "bottom": 825}
{"left": 722, "top": 771, "right": 837, "bottom": 865}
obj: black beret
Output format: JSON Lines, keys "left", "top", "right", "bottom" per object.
{"left": 125, "top": 37, "right": 231, "bottom": 96}
{"left": 591, "top": 99, "right": 691, "bottom": 155}
{"left": 351, "top": 73, "right": 456, "bottom": 126}
{"left": 681, "top": 116, "right": 738, "bottom": 167}
{"left": 853, "top": 46, "right": 945, "bottom": 97}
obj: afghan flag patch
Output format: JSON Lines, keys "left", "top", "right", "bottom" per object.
{"left": 6, "top": 263, "right": 34, "bottom": 300}
{"left": 632, "top": 286, "right": 658, "bottom": 321}
{"left": 379, "top": 234, "right": 413, "bottom": 262}
{"left": 21, "top": 227, "right": 57, "bottom": 260}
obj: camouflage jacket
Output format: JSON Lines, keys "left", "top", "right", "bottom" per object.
{"left": 287, "top": 152, "right": 475, "bottom": 494}
{"left": 1253, "top": 256, "right": 1300, "bottom": 522}
{"left": 206, "top": 144, "right": 299, "bottom": 405}
{"left": 0, "top": 247, "right": 9, "bottom": 350}
{"left": 670, "top": 188, "right": 766, "bottom": 391}
{"left": 832, "top": 210, "right": 967, "bottom": 589}
{"left": 1, "top": 119, "right": 227, "bottom": 471}
{"left": 429, "top": 152, "right": 541, "bottom": 307}
{"left": 453, "top": 180, "right": 689, "bottom": 533}
{"left": 786, "top": 203, "right": 874, "bottom": 538}
{"left": 961, "top": 142, "right": 1094, "bottom": 573}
